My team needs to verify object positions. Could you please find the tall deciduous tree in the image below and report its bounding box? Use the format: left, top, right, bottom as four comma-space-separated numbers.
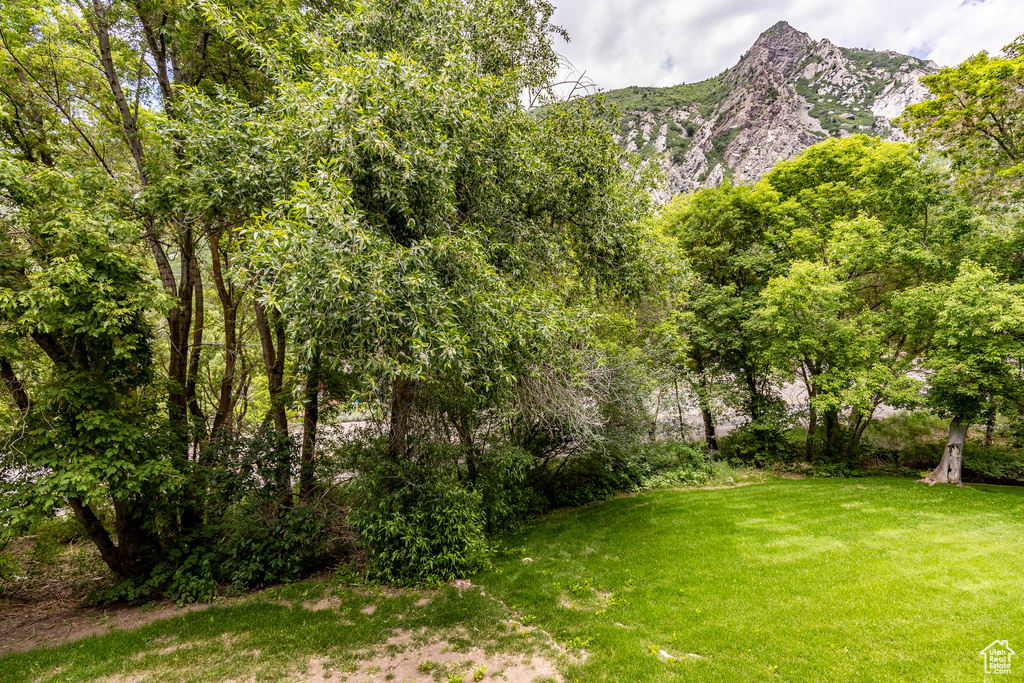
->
898, 34, 1024, 203
655, 182, 785, 449
181, 0, 659, 463
757, 135, 974, 461
902, 264, 1024, 484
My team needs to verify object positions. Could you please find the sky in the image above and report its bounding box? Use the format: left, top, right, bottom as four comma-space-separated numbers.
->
549, 0, 1024, 90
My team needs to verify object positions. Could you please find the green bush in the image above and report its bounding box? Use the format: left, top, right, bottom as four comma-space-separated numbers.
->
349, 454, 488, 586
0, 542, 17, 587
92, 430, 346, 604
474, 445, 538, 534
537, 440, 711, 508
719, 423, 796, 466
862, 411, 948, 452
226, 504, 331, 589
961, 446, 1024, 484
31, 514, 88, 545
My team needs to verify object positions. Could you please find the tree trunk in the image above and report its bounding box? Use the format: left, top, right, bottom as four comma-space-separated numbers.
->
298, 353, 320, 502
805, 404, 817, 461
700, 407, 718, 451
185, 255, 205, 430
743, 367, 762, 423
0, 357, 30, 414
848, 401, 878, 453
210, 233, 240, 436
389, 376, 414, 460
984, 405, 997, 448
691, 356, 718, 450
823, 409, 841, 461
922, 417, 968, 486
254, 301, 288, 434
90, 5, 193, 442
452, 409, 477, 484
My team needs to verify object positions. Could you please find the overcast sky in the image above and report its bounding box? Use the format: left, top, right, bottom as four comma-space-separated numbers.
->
549, 0, 1024, 90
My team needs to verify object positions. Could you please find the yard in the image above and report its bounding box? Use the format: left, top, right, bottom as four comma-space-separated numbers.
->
3, 476, 1023, 682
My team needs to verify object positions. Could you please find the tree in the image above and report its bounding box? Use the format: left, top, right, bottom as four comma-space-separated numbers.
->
0, 0, 661, 587
0, 0, 310, 577
898, 34, 1024, 203
0, 159, 174, 576
902, 264, 1024, 484
183, 0, 660, 461
654, 182, 785, 449
756, 135, 974, 462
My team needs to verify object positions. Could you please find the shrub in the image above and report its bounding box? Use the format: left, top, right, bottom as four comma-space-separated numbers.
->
31, 514, 88, 545
0, 543, 17, 587
349, 453, 488, 586
93, 429, 348, 603
535, 439, 711, 507
225, 504, 332, 589
962, 446, 1024, 484
719, 423, 795, 466
862, 411, 948, 452
474, 445, 538, 534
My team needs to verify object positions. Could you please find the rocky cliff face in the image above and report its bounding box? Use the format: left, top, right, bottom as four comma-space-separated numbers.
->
606, 21, 937, 200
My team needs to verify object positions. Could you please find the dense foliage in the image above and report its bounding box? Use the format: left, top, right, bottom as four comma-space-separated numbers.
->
2, 3, 1024, 597
0, 0, 673, 592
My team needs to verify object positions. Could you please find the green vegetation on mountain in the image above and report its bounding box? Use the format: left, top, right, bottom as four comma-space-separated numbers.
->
603, 71, 732, 117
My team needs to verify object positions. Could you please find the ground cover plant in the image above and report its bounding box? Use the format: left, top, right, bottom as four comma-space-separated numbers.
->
484, 476, 1024, 681
4, 476, 1024, 682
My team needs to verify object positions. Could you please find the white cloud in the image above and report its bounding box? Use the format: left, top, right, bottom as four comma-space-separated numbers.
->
550, 0, 1024, 90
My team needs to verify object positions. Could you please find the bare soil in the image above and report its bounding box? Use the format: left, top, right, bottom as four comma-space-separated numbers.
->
301, 630, 561, 683
0, 537, 229, 657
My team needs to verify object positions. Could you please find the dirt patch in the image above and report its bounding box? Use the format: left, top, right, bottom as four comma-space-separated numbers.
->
694, 481, 757, 490
300, 632, 562, 682
303, 595, 342, 611
0, 537, 253, 657
0, 596, 239, 656
360, 604, 377, 615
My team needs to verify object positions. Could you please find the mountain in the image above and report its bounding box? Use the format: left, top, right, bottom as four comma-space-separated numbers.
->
604, 21, 937, 199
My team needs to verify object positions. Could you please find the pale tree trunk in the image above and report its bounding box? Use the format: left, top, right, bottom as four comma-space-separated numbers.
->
922, 417, 968, 486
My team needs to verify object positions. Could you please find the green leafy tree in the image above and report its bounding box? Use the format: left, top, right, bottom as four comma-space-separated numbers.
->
655, 182, 785, 449
898, 34, 1024, 203
902, 264, 1024, 484
179, 0, 660, 461
0, 159, 174, 575
757, 135, 975, 461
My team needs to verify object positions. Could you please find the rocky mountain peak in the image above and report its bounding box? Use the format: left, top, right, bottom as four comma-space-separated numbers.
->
603, 22, 937, 201
742, 21, 814, 75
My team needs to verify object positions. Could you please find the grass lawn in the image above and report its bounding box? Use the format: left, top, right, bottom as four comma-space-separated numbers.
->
485, 476, 1024, 681
4, 476, 1024, 681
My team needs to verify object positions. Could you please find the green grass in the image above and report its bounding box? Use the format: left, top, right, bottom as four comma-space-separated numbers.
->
0, 581, 541, 682
5, 477, 1024, 681
482, 477, 1024, 681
